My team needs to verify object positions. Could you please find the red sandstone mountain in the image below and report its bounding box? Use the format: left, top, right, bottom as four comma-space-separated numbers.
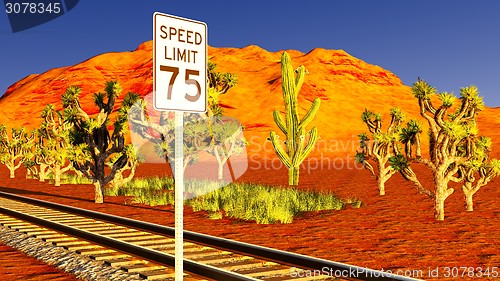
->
2, 41, 500, 157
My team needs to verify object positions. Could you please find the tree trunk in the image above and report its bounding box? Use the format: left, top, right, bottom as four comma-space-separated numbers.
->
218, 163, 224, 181
54, 164, 61, 187
400, 167, 435, 199
288, 166, 299, 186
39, 164, 48, 182
434, 178, 453, 221
74, 170, 84, 178
434, 195, 446, 220
464, 191, 474, 212
94, 182, 104, 204
378, 177, 386, 195
9, 168, 14, 179
26, 169, 32, 179
108, 172, 122, 190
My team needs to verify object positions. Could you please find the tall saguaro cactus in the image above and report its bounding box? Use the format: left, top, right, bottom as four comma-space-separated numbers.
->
269, 52, 321, 186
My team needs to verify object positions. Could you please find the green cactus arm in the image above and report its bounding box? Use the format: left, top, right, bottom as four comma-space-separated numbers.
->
281, 52, 296, 97
291, 128, 306, 166
299, 98, 321, 130
273, 110, 287, 135
269, 130, 292, 168
298, 127, 319, 164
294, 65, 306, 97
280, 52, 300, 160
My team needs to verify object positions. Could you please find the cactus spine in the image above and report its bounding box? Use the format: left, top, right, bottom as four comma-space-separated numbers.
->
270, 52, 320, 186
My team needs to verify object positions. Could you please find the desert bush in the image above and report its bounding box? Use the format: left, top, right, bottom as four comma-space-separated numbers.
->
104, 176, 358, 224
104, 176, 174, 206
189, 182, 349, 224
48, 173, 93, 185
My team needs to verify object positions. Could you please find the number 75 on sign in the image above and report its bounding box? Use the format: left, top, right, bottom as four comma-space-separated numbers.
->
153, 13, 207, 113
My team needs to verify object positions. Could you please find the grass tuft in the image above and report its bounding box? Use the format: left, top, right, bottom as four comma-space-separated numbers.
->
47, 174, 93, 184
102, 176, 360, 224
104, 176, 174, 206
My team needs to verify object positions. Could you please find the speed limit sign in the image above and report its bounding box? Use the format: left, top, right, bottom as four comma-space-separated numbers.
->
153, 12, 207, 281
153, 12, 207, 112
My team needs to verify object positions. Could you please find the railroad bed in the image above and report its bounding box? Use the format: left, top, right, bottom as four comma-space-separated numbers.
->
0, 191, 420, 281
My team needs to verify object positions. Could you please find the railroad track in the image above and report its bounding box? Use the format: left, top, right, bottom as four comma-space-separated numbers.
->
0, 191, 421, 281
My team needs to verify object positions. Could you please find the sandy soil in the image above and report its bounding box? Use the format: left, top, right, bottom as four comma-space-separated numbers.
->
0, 243, 79, 281
0, 161, 498, 281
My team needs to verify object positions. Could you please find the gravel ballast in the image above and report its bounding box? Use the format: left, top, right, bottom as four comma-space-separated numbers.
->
0, 226, 143, 281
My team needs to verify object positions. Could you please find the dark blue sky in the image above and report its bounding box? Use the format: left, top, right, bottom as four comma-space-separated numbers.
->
1, 0, 500, 105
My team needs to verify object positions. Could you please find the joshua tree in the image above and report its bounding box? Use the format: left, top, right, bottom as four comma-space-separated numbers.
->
28, 131, 53, 182
36, 104, 74, 186
22, 136, 49, 181
356, 108, 404, 195
0, 126, 34, 178
107, 144, 144, 189
269, 52, 321, 186
391, 79, 484, 220
393, 120, 435, 199
208, 117, 247, 181
23, 158, 38, 179
207, 61, 238, 116
459, 136, 500, 211
129, 104, 212, 174
399, 119, 422, 159
62, 82, 140, 203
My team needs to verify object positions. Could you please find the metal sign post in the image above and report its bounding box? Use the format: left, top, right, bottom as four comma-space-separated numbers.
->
174, 111, 184, 279
153, 12, 207, 280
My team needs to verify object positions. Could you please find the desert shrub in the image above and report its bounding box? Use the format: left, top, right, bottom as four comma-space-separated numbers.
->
48, 173, 92, 184
189, 183, 348, 224
104, 176, 174, 206
103, 176, 359, 223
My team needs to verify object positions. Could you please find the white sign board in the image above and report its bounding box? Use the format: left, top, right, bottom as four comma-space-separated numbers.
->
153, 13, 207, 112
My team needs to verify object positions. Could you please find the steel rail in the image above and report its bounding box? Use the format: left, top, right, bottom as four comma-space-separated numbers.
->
0, 204, 257, 281
0, 190, 422, 281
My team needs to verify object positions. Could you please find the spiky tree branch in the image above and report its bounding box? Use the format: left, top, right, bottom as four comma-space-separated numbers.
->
34, 104, 75, 186
207, 61, 238, 116
0, 126, 34, 178
129, 101, 212, 175
356, 108, 425, 196
459, 137, 500, 211
207, 117, 247, 181
63, 82, 140, 203
392, 79, 484, 220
